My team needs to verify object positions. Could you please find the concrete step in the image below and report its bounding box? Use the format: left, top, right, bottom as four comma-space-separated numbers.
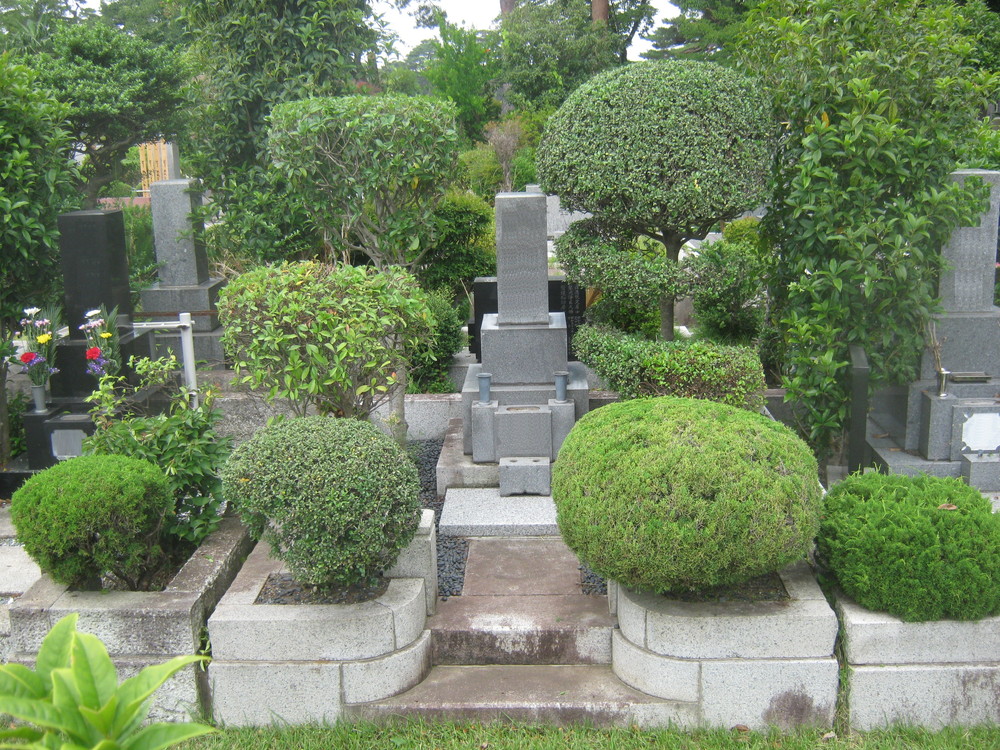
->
431, 537, 612, 665
0, 506, 15, 541
439, 488, 558, 536
430, 595, 613, 665
346, 664, 698, 728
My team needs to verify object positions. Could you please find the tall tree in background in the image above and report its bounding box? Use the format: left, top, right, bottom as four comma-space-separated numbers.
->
99, 0, 185, 49
33, 20, 187, 207
0, 0, 87, 53
643, 0, 754, 63
179, 0, 383, 262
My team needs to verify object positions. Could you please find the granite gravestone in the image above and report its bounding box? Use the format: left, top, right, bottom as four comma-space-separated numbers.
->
139, 179, 226, 364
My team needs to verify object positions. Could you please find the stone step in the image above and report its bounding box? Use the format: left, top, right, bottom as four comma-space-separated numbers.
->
346, 664, 698, 728
0, 507, 15, 541
439, 488, 558, 536
430, 594, 613, 665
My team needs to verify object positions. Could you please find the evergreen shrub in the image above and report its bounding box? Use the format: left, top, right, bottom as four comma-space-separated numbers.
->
11, 455, 173, 590
409, 289, 465, 393
819, 472, 1000, 621
689, 237, 767, 344
222, 416, 421, 589
552, 397, 821, 593
573, 324, 765, 410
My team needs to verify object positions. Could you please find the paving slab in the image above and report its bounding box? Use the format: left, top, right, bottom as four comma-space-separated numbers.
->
0, 546, 40, 595
462, 538, 580, 595
347, 664, 698, 728
439, 488, 558, 536
0, 507, 15, 540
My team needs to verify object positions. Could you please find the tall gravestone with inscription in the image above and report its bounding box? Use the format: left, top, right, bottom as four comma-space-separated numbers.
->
140, 179, 226, 365
461, 192, 590, 496
869, 170, 1000, 492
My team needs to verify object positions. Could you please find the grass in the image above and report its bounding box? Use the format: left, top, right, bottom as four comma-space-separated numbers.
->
183, 722, 1000, 750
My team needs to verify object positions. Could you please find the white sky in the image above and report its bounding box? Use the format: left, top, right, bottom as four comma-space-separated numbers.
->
373, 1, 680, 60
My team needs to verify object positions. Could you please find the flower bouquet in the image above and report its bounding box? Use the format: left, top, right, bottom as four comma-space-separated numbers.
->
10, 306, 62, 411
79, 306, 121, 378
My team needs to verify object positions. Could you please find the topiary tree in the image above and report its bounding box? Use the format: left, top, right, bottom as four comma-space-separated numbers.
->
221, 416, 421, 590
538, 60, 773, 340
32, 20, 187, 207
552, 396, 821, 593
217, 261, 433, 443
11, 455, 174, 590
739, 0, 997, 455
819, 473, 1000, 622
267, 94, 459, 269
0, 51, 79, 467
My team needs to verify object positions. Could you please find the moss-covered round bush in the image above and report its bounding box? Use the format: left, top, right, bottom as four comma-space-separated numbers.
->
552, 397, 821, 593
819, 472, 1000, 622
222, 416, 421, 589
11, 455, 173, 590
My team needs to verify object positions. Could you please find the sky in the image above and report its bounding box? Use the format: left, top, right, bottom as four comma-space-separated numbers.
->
373, 1, 681, 60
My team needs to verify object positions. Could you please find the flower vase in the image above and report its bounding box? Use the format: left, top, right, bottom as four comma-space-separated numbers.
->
31, 384, 48, 413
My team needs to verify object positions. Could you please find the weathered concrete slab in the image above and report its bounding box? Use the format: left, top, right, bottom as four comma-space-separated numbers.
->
439, 489, 558, 536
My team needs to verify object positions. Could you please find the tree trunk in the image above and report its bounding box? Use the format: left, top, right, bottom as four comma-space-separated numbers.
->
658, 293, 675, 342
500, 0, 517, 16
592, 0, 609, 23
0, 361, 10, 468
388, 363, 409, 447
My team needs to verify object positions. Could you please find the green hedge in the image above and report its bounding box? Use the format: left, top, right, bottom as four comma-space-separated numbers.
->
819, 472, 1000, 621
573, 325, 765, 411
552, 397, 821, 593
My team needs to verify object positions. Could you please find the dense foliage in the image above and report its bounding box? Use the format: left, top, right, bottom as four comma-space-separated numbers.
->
739, 0, 997, 453
415, 190, 495, 300
32, 20, 186, 207
222, 416, 421, 589
553, 397, 821, 593
538, 60, 772, 339
218, 261, 433, 420
180, 0, 380, 261
642, 0, 752, 63
573, 325, 765, 411
0, 52, 78, 464
84, 356, 231, 546
408, 288, 465, 393
268, 94, 459, 269
11, 455, 173, 590
820, 473, 1000, 622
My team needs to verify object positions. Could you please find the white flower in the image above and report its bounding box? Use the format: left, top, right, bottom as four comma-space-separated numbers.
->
85, 309, 101, 319
23, 307, 40, 317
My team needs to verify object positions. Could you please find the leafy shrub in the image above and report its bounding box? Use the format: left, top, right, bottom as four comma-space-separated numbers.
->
222, 416, 421, 589
84, 355, 230, 546
218, 261, 433, 419
0, 613, 214, 749
552, 397, 821, 593
573, 325, 765, 411
819, 473, 1000, 622
6, 388, 28, 457
584, 297, 660, 340
11, 455, 173, 590
409, 289, 465, 393
688, 237, 767, 343
416, 190, 496, 300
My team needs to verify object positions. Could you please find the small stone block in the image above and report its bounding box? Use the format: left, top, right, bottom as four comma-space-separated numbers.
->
499, 456, 551, 496
471, 401, 498, 463
385, 509, 438, 615
962, 452, 1000, 491
439, 488, 558, 536
495, 405, 552, 459
209, 660, 342, 726
549, 399, 576, 457
342, 630, 432, 704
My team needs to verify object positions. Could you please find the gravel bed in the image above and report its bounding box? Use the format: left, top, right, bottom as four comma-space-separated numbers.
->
409, 438, 467, 599
580, 564, 607, 596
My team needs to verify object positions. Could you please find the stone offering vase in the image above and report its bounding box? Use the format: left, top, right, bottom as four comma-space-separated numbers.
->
8, 515, 253, 722
206, 509, 438, 726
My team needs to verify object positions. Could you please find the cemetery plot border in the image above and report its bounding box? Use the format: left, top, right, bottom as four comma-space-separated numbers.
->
836, 594, 1000, 730
207, 509, 437, 726
8, 514, 253, 721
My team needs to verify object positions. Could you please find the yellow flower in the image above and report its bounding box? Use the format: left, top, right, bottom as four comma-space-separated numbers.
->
100, 331, 113, 339
36, 333, 52, 344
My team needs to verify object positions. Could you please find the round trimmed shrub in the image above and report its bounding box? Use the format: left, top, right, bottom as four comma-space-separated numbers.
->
11, 455, 173, 590
552, 397, 821, 593
222, 416, 421, 589
819, 473, 1000, 622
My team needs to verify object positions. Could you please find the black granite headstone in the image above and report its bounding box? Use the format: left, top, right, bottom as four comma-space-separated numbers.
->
470, 276, 587, 361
